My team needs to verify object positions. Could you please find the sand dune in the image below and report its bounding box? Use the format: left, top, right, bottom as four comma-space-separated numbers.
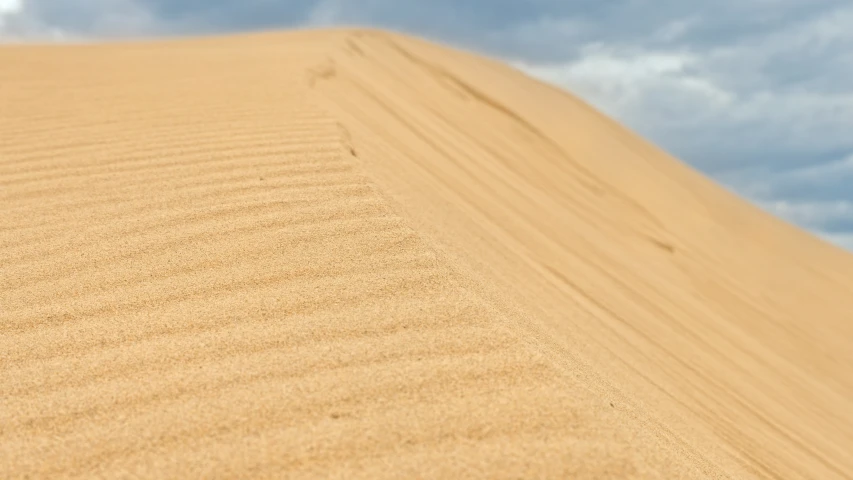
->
2, 28, 852, 479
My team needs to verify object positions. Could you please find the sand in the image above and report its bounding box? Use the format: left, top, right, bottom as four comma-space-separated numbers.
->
1, 28, 852, 479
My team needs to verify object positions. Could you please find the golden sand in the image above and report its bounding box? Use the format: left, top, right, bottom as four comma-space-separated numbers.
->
2, 29, 852, 479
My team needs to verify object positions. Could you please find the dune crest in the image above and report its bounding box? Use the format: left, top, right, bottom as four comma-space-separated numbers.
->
2, 29, 852, 479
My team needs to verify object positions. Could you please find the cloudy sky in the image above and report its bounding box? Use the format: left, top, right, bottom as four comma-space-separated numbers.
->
3, 0, 852, 250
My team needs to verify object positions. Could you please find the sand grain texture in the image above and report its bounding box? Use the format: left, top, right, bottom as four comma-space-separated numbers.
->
2, 29, 852, 479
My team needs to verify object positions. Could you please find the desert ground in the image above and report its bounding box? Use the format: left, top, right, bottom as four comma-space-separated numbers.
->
1, 28, 852, 479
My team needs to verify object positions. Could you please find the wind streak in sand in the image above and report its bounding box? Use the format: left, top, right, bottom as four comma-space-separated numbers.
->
1, 29, 852, 479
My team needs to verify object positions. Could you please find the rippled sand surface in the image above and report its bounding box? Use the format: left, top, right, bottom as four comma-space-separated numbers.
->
2, 29, 852, 479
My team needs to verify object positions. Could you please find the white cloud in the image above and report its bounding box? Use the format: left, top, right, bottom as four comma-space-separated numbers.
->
0, 0, 21, 13
0, 0, 174, 40
307, 0, 345, 27
786, 154, 853, 179
760, 199, 853, 226
0, 0, 22, 29
498, 15, 589, 49
516, 47, 734, 132
820, 233, 853, 251
652, 16, 700, 42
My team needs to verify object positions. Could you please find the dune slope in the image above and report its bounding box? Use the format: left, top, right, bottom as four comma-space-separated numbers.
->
2, 29, 852, 479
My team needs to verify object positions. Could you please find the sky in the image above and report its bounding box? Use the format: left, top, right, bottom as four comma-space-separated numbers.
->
2, 1, 852, 250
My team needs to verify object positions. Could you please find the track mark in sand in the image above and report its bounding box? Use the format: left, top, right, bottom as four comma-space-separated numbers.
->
338, 121, 358, 157
307, 58, 337, 86
370, 34, 671, 233
647, 236, 677, 254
